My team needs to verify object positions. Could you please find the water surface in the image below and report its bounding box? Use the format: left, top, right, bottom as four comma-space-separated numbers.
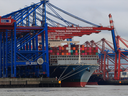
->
0, 85, 128, 96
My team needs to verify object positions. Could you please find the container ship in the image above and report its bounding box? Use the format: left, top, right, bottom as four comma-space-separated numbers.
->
47, 40, 99, 87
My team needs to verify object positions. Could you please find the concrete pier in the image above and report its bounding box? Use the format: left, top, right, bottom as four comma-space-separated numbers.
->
0, 78, 61, 88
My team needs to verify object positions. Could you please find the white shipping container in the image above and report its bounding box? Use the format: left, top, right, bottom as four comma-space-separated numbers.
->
120, 72, 128, 78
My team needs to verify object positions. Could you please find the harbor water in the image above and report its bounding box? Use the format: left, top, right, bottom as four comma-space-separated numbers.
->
0, 85, 128, 96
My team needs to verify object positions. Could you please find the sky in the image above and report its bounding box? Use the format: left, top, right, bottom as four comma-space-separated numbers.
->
0, 0, 128, 47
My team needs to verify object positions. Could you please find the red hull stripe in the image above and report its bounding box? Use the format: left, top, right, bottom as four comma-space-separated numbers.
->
87, 82, 98, 85
61, 82, 87, 87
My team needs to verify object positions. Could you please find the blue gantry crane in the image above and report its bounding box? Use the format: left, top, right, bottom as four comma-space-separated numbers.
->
0, 0, 50, 78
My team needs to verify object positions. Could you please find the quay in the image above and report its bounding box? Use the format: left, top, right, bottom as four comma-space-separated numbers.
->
0, 78, 61, 88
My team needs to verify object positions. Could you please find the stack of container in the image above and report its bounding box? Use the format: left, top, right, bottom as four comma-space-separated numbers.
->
49, 44, 98, 56
48, 44, 99, 65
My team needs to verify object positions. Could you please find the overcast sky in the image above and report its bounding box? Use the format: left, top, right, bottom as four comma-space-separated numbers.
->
0, 0, 128, 46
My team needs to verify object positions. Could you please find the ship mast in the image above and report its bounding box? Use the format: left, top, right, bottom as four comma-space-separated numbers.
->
79, 44, 81, 64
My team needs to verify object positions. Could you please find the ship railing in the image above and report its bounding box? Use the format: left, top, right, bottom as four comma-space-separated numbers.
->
49, 55, 99, 65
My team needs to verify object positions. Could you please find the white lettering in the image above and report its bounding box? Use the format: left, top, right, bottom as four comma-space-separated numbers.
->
77, 27, 93, 30
66, 27, 76, 30
66, 30, 81, 32
26, 62, 37, 65
1, 19, 11, 23
55, 30, 65, 32
54, 30, 81, 33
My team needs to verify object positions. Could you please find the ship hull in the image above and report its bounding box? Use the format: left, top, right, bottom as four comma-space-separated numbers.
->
61, 82, 87, 87
50, 64, 98, 87
87, 74, 103, 85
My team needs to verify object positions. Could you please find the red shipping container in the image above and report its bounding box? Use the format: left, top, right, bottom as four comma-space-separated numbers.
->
73, 47, 76, 50
61, 47, 64, 50
59, 52, 62, 54
85, 47, 87, 50
88, 50, 91, 52
89, 47, 91, 50
76, 47, 79, 50
82, 45, 84, 48
51, 53, 55, 55
75, 45, 79, 47
64, 45, 68, 47
49, 50, 52, 53
59, 47, 61, 50
62, 53, 64, 55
